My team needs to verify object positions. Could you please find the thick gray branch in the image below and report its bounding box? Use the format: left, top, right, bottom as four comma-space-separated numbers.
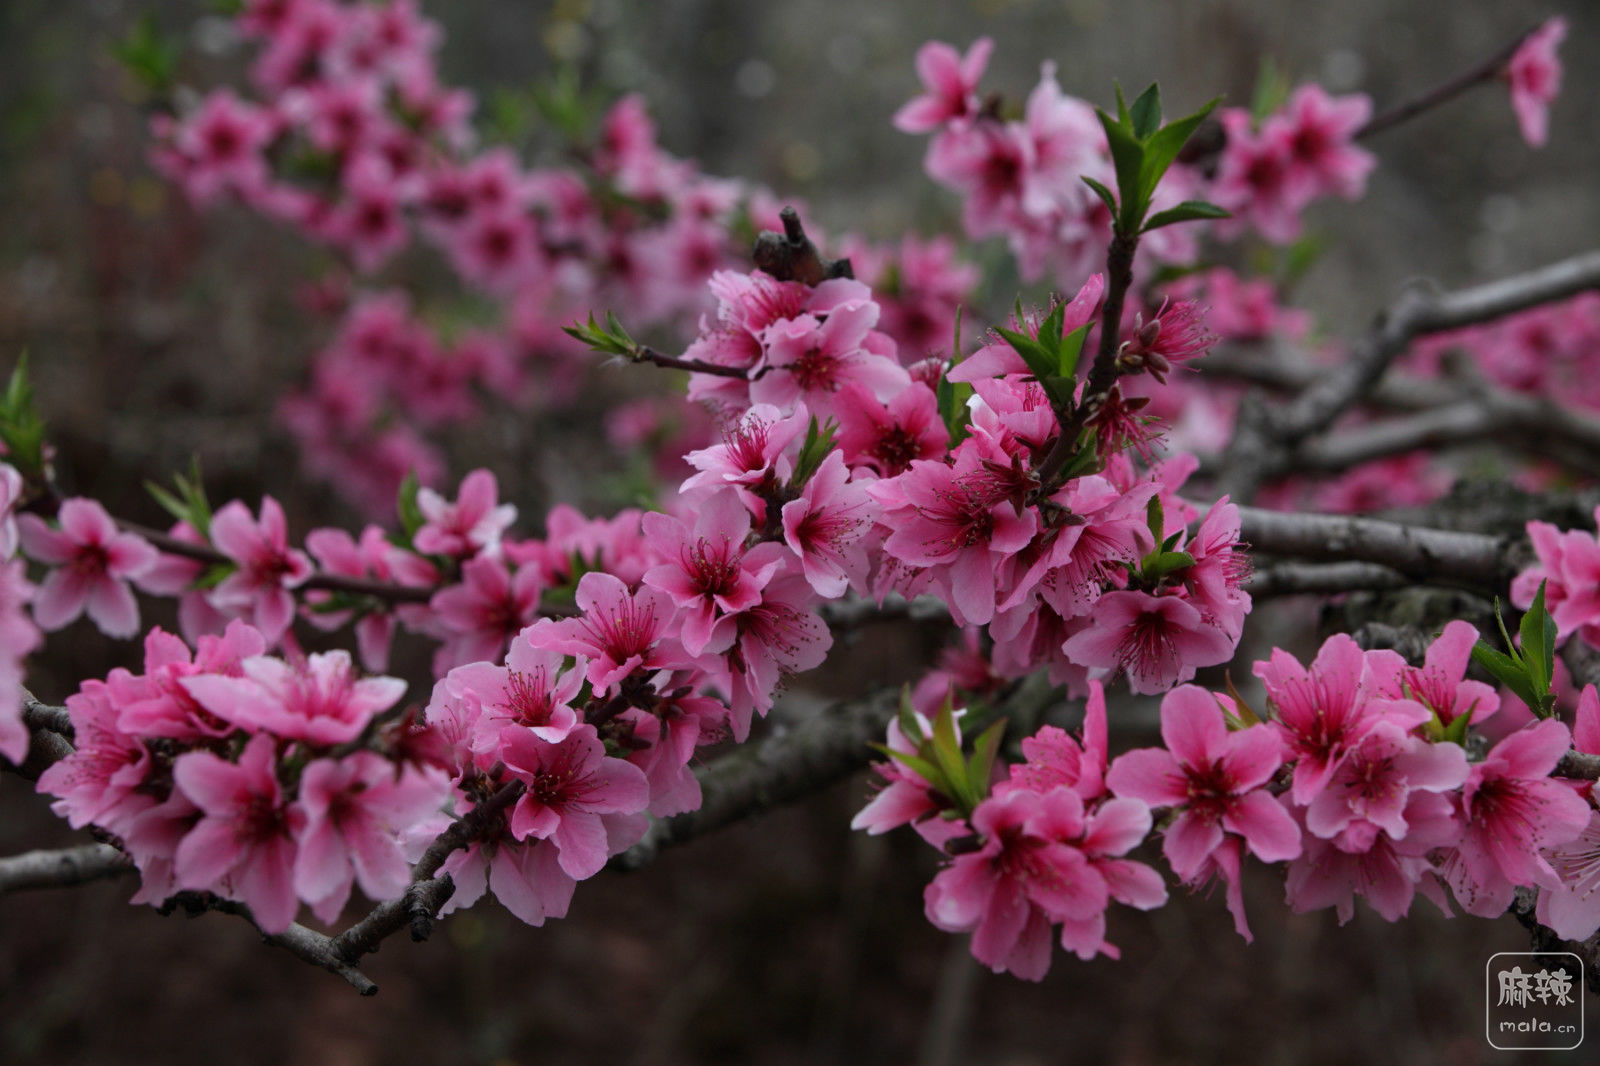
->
1217, 249, 1600, 499
0, 843, 132, 893
1237, 505, 1512, 588
1245, 561, 1410, 599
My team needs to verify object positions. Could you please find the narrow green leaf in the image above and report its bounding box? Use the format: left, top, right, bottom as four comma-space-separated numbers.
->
1129, 83, 1163, 140
397, 470, 425, 539
994, 326, 1057, 382
881, 747, 949, 793
1096, 109, 1147, 233
966, 718, 1009, 801
145, 481, 190, 526
1518, 580, 1558, 704
1055, 323, 1090, 379
930, 700, 970, 802
1081, 175, 1119, 218
1143, 200, 1232, 232
1138, 98, 1221, 209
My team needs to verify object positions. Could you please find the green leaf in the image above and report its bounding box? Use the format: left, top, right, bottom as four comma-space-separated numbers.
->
1143, 199, 1232, 233
1518, 580, 1559, 715
397, 470, 425, 540
111, 14, 180, 93
791, 416, 839, 487
994, 325, 1057, 382
1096, 108, 1147, 233
930, 700, 971, 806
966, 718, 1008, 801
1250, 57, 1292, 124
897, 688, 926, 746
1129, 83, 1163, 140
1142, 550, 1197, 583
879, 746, 948, 794
1055, 323, 1090, 379
1138, 97, 1221, 211
1081, 175, 1119, 218
0, 353, 46, 478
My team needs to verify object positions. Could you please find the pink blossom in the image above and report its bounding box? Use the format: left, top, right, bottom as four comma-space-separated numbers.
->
0, 558, 37, 763
112, 621, 267, 740
182, 650, 407, 745
292, 752, 449, 923
36, 680, 151, 832
852, 710, 965, 846
18, 498, 159, 638
781, 451, 872, 598
428, 555, 546, 672
833, 381, 948, 477
924, 787, 1108, 981
1106, 685, 1299, 940
1212, 108, 1305, 244
1279, 85, 1375, 201
1536, 808, 1600, 941
413, 468, 517, 558
869, 444, 1038, 627
446, 637, 583, 751
526, 571, 689, 695
173, 733, 302, 933
1254, 633, 1428, 805
1301, 724, 1468, 851
704, 569, 831, 739
894, 38, 993, 134
207, 497, 314, 645
500, 725, 650, 879
1443, 719, 1590, 916
681, 403, 807, 516
1506, 18, 1566, 148
751, 302, 909, 416
1000, 680, 1110, 802
1060, 591, 1236, 696
1284, 792, 1459, 924
1374, 619, 1500, 728
642, 491, 785, 655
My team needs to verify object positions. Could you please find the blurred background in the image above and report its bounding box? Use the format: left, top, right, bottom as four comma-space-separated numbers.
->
2, 0, 1598, 1062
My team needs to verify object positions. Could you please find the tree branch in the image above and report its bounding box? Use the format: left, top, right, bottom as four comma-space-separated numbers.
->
0, 843, 132, 893
1245, 561, 1410, 599
1215, 248, 1600, 500
1235, 505, 1512, 587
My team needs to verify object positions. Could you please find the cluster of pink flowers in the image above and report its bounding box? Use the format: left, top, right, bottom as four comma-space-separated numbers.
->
1513, 506, 1600, 649
862, 621, 1600, 979
153, 1, 979, 514
38, 620, 451, 931
899, 38, 1374, 285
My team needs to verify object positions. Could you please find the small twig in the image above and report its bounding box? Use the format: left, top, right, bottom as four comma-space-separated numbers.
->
331, 779, 525, 965
22, 691, 73, 737
1357, 24, 1538, 141
1036, 230, 1139, 488
626, 345, 767, 381
183, 896, 379, 996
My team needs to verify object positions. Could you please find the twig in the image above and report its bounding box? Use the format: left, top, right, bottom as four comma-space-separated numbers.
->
1357, 24, 1539, 141
188, 897, 379, 996
1036, 230, 1139, 487
330, 779, 526, 964
0, 844, 133, 893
